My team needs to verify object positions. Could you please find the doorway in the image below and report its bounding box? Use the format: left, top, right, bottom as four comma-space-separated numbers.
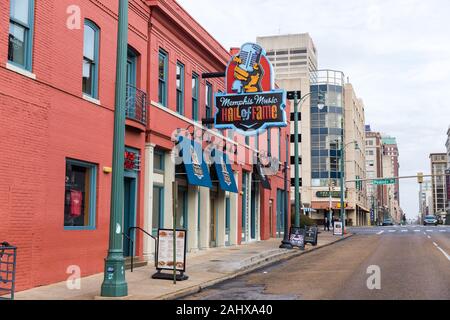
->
250, 182, 258, 240
176, 187, 188, 230
225, 197, 231, 246
123, 176, 137, 257
210, 192, 218, 248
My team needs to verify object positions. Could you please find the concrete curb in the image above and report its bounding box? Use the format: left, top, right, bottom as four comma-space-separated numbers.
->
156, 234, 355, 300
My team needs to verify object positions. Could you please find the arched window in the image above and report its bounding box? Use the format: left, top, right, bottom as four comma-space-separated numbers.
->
82, 20, 100, 99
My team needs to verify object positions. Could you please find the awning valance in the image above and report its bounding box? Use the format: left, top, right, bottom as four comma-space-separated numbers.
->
177, 136, 212, 189
211, 149, 238, 193
252, 164, 271, 190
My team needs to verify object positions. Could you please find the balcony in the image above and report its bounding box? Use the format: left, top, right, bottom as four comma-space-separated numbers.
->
126, 84, 147, 126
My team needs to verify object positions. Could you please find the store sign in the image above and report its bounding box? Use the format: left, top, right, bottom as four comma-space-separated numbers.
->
124, 150, 141, 171
214, 43, 287, 135
316, 191, 343, 199
156, 229, 187, 272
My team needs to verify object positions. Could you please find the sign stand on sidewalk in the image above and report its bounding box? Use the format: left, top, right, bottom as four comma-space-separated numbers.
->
152, 229, 189, 282
289, 227, 306, 250
333, 221, 343, 236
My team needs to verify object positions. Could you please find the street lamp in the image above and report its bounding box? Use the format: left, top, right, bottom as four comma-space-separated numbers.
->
287, 91, 325, 228
337, 139, 359, 234
280, 134, 293, 249
101, 0, 129, 297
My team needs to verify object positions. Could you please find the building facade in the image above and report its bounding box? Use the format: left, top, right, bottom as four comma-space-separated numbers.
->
343, 83, 369, 226
365, 126, 384, 225
430, 153, 447, 221
0, 0, 290, 292
256, 33, 317, 215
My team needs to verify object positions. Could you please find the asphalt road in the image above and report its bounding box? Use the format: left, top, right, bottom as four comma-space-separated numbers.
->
183, 225, 450, 300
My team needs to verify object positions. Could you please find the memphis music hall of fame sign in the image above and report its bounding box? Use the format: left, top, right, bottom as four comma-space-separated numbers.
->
214, 43, 287, 135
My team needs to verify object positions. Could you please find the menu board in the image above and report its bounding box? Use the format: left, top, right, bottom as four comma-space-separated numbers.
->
156, 229, 187, 272
305, 226, 318, 246
289, 227, 306, 250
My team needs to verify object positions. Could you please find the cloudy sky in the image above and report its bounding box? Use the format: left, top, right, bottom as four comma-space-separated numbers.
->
178, 0, 450, 219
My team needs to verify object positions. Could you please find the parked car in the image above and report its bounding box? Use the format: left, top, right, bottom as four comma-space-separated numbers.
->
382, 218, 394, 226
423, 215, 438, 226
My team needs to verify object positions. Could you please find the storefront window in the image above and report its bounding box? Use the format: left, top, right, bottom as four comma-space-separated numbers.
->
64, 159, 97, 229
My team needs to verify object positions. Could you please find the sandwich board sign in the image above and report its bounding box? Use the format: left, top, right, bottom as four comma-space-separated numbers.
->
289, 227, 306, 250
333, 221, 343, 236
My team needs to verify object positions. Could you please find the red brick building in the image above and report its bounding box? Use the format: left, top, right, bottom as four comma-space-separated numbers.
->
0, 0, 290, 292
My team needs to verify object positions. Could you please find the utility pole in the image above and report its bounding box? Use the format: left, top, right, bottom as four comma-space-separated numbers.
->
101, 0, 129, 297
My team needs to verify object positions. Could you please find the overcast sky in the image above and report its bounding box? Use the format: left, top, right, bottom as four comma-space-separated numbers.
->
178, 0, 450, 219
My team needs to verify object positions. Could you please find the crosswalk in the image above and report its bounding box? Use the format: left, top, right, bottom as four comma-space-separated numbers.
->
348, 226, 450, 235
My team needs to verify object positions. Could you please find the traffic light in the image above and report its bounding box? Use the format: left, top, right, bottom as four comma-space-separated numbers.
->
417, 172, 424, 184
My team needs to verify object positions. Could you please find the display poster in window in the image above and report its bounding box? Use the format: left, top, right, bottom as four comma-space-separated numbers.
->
289, 227, 306, 250
333, 221, 343, 236
156, 229, 187, 272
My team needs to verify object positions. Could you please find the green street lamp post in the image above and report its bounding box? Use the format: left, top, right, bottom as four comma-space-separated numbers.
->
338, 137, 359, 235
101, 0, 129, 297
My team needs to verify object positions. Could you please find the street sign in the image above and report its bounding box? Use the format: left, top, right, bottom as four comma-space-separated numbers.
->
372, 178, 396, 185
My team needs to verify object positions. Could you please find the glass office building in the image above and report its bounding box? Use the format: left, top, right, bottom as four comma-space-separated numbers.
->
310, 70, 345, 188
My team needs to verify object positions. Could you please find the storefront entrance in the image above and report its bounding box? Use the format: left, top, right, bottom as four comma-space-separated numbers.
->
176, 187, 188, 229
250, 182, 258, 240
210, 192, 218, 248
123, 175, 137, 257
276, 189, 285, 238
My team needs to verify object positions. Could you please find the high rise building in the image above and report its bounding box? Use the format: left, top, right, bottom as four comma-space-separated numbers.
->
257, 33, 318, 80
365, 126, 384, 224
382, 136, 400, 203
430, 153, 447, 221
256, 34, 318, 212
344, 83, 369, 226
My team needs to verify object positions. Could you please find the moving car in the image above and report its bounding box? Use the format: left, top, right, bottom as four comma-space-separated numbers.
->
382, 218, 394, 226
423, 215, 438, 226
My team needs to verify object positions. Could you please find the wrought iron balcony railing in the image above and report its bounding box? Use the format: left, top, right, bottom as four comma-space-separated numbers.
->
126, 84, 147, 125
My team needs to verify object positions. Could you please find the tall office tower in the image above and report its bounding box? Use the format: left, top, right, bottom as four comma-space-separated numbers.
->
365, 126, 384, 224
256, 33, 318, 213
382, 136, 400, 204
430, 153, 448, 222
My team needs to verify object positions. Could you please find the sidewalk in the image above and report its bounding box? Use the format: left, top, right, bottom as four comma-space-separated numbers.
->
13, 232, 352, 300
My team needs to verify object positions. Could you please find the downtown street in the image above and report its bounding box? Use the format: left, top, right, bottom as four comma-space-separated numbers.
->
183, 225, 450, 300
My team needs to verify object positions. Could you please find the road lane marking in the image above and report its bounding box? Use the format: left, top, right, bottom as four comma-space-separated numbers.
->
426, 230, 433, 232
440, 230, 446, 233
389, 230, 396, 233
401, 230, 408, 232
428, 236, 432, 239
436, 247, 450, 262
414, 230, 420, 232
377, 231, 384, 235
433, 242, 438, 247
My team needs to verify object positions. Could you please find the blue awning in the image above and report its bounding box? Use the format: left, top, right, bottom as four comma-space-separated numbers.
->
177, 136, 212, 189
212, 149, 238, 193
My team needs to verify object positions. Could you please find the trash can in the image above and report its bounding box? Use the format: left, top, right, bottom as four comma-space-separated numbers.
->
0, 242, 17, 300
